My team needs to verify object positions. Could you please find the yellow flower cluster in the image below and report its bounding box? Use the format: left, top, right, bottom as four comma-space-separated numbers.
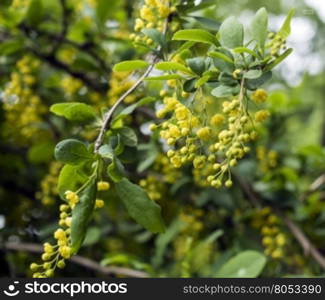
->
60, 76, 83, 96
152, 88, 269, 189
30, 191, 79, 277
173, 208, 204, 260
129, 0, 174, 45
251, 89, 268, 104
94, 180, 110, 209
256, 146, 278, 173
268, 32, 287, 56
3, 56, 49, 145
139, 175, 165, 201
152, 154, 182, 183
107, 72, 138, 107
251, 207, 287, 259
36, 162, 62, 206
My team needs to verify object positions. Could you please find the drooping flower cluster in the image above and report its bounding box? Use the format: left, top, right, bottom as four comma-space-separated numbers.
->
256, 146, 278, 173
2, 56, 49, 144
151, 87, 270, 189
31, 180, 110, 277
251, 207, 287, 259
268, 32, 287, 57
36, 162, 62, 206
129, 0, 175, 45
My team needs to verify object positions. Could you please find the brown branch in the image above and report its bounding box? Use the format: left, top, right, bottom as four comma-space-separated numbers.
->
3, 242, 148, 278
281, 215, 325, 270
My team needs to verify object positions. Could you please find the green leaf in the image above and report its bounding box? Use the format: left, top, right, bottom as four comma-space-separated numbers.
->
208, 51, 234, 64
142, 28, 165, 46
233, 47, 259, 58
244, 69, 262, 79
107, 157, 125, 182
215, 250, 266, 278
186, 57, 206, 76
50, 102, 97, 123
246, 71, 272, 90
189, 16, 221, 31
98, 144, 114, 159
26, 0, 43, 26
95, 0, 111, 27
171, 41, 195, 59
115, 178, 165, 233
250, 8, 268, 50
177, 0, 217, 13
211, 85, 238, 97
115, 127, 138, 147
172, 29, 217, 46
219, 16, 244, 48
83, 227, 102, 246
264, 48, 293, 71
145, 74, 183, 81
0, 40, 23, 56
278, 9, 295, 39
71, 177, 97, 253
195, 75, 211, 88
54, 139, 92, 165
155, 62, 193, 75
113, 60, 149, 72
27, 141, 54, 164
211, 48, 235, 73
153, 219, 185, 267
113, 96, 156, 123
57, 164, 88, 200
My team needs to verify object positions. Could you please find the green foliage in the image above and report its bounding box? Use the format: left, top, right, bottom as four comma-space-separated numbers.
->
219, 17, 244, 48
115, 178, 165, 233
54, 139, 93, 165
113, 60, 149, 72
1, 0, 324, 279
250, 8, 268, 51
57, 164, 88, 200
71, 177, 97, 253
216, 251, 267, 278
50, 103, 97, 123
172, 29, 218, 45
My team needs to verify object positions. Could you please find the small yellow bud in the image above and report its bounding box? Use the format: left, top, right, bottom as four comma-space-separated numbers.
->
97, 181, 110, 191
95, 199, 105, 209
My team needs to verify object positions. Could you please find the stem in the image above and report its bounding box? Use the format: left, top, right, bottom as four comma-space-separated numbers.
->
93, 19, 169, 153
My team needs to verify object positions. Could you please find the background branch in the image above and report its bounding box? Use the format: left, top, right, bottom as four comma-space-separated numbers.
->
235, 174, 325, 271
3, 242, 148, 278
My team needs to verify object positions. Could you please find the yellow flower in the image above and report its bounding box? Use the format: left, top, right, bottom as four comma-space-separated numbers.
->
196, 127, 211, 141
210, 113, 225, 126
95, 199, 105, 209
252, 89, 268, 103
97, 181, 110, 191
255, 110, 270, 122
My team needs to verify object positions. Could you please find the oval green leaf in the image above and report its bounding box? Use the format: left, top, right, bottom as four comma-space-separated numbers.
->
54, 139, 92, 165
50, 102, 97, 123
113, 60, 149, 72
115, 178, 165, 233
71, 177, 97, 253
215, 250, 267, 278
172, 29, 217, 46
219, 16, 244, 48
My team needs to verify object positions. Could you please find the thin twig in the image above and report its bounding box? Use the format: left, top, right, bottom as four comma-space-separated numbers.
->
94, 59, 158, 152
281, 215, 325, 270
3, 242, 148, 278
94, 19, 169, 153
